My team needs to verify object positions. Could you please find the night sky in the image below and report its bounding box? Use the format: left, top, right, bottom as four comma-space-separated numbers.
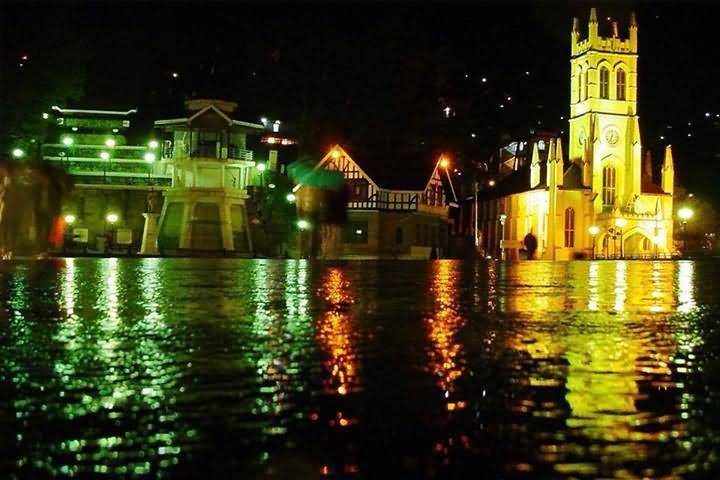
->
2, 1, 719, 204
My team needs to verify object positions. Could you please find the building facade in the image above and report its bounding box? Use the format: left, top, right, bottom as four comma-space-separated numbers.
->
297, 145, 453, 259
43, 107, 170, 253
478, 9, 674, 260
154, 99, 264, 254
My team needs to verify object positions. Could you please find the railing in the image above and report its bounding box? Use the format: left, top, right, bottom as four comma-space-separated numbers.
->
162, 143, 253, 162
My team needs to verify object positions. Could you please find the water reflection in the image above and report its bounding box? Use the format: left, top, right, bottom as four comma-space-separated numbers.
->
426, 261, 466, 412
1, 259, 718, 478
503, 261, 695, 477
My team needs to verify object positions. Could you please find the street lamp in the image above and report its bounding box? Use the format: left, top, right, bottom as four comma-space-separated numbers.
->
498, 213, 507, 260
105, 138, 116, 148
297, 219, 310, 230
12, 148, 24, 158
62, 136, 74, 146
144, 152, 156, 184
100, 151, 110, 183
678, 207, 694, 254
439, 157, 449, 169
588, 225, 599, 260
148, 140, 159, 149
286, 193, 296, 203
614, 217, 627, 259
106, 213, 118, 251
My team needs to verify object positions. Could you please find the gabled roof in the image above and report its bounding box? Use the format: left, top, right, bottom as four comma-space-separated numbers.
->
154, 104, 263, 129
337, 145, 441, 191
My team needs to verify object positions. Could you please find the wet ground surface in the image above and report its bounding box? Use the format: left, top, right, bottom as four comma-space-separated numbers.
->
1, 258, 719, 478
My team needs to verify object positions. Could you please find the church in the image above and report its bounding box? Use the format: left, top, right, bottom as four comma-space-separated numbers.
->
477, 8, 675, 260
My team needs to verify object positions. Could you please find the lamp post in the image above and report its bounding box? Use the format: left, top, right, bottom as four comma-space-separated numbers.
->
12, 148, 24, 159
64, 214, 76, 253
498, 213, 507, 260
106, 213, 118, 252
100, 151, 110, 183
678, 207, 694, 255
256, 162, 267, 188
144, 152, 156, 184
614, 217, 627, 259
588, 225, 599, 260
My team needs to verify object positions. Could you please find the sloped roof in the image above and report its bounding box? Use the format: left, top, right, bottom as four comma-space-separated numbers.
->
479, 160, 588, 200
641, 181, 668, 195
340, 145, 439, 191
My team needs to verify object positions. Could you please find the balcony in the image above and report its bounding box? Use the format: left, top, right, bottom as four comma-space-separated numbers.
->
163, 143, 253, 162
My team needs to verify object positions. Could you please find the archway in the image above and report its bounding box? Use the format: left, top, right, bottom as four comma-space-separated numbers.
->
623, 231, 654, 258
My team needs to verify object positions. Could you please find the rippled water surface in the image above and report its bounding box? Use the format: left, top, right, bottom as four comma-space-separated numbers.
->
1, 259, 720, 478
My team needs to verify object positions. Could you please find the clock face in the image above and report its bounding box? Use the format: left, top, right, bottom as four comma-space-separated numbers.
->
604, 127, 620, 145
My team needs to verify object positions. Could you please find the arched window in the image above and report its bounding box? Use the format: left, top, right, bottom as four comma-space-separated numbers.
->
602, 166, 617, 207
616, 69, 626, 100
577, 70, 583, 102
564, 208, 575, 247
583, 70, 589, 100
599, 67, 610, 99
642, 236, 651, 251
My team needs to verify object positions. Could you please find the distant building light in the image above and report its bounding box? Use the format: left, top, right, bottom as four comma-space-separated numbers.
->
481, 77, 488, 83
106, 213, 119, 223
297, 219, 310, 230
281, 139, 289, 145
588, 225, 600, 236
443, 106, 452, 118
21, 55, 28, 61
112, 128, 119, 133
705, 112, 711, 118
488, 179, 496, 187
506, 96, 512, 101
499, 104, 505, 109
273, 120, 280, 133
525, 71, 530, 76
267, 137, 276, 144
470, 133, 477, 138
268, 183, 276, 189
71, 127, 79, 131
538, 140, 546, 150
355, 229, 363, 235
286, 193, 296, 203
688, 193, 694, 198
260, 117, 268, 126
172, 72, 179, 78
331, 149, 340, 160
660, 135, 665, 140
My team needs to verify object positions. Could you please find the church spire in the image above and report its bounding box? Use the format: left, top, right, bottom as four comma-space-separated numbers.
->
589, 7, 599, 43
530, 142, 541, 188
644, 150, 653, 181
661, 145, 674, 195
555, 138, 564, 187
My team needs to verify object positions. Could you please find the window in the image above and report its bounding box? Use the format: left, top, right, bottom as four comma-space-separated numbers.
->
642, 236, 651, 251
395, 227, 403, 245
344, 221, 368, 244
564, 208, 575, 247
616, 69, 626, 100
347, 179, 369, 202
602, 166, 617, 207
583, 70, 589, 100
577, 70, 583, 102
599, 67, 609, 99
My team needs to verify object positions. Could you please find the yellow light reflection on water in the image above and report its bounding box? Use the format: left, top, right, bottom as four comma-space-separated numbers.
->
317, 268, 358, 397
426, 261, 466, 411
502, 261, 686, 475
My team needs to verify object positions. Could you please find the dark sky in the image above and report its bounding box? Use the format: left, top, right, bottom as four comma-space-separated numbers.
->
3, 0, 719, 202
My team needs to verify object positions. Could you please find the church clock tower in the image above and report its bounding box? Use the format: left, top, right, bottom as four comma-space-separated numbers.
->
568, 8, 641, 215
